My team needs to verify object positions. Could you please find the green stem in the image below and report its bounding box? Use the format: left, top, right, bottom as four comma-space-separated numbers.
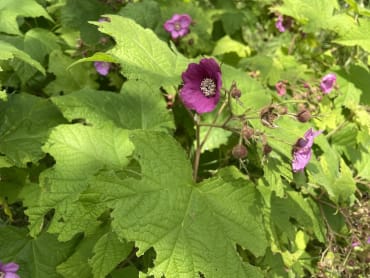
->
193, 120, 201, 182
199, 101, 228, 150
192, 101, 228, 182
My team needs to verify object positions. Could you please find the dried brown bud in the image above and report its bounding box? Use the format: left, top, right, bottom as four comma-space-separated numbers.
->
260, 105, 279, 128
232, 144, 248, 159
296, 109, 311, 123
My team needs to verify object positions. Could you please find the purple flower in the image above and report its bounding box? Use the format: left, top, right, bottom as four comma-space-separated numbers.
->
180, 58, 222, 114
292, 128, 322, 172
275, 81, 286, 96
0, 261, 20, 278
351, 241, 361, 247
94, 61, 110, 76
275, 15, 286, 32
164, 14, 192, 40
320, 73, 336, 94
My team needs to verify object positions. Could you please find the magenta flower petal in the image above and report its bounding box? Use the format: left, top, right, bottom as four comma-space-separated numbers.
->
5, 273, 20, 278
2, 263, 19, 273
0, 262, 20, 278
275, 81, 286, 96
320, 73, 336, 94
164, 14, 192, 40
94, 61, 111, 76
292, 128, 322, 172
275, 15, 285, 32
180, 58, 222, 114
351, 241, 361, 247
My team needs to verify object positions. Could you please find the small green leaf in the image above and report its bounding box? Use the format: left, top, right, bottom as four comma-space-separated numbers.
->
213, 35, 251, 58
44, 50, 98, 96
118, 0, 161, 29
57, 226, 109, 278
0, 41, 45, 75
271, 191, 326, 242
0, 0, 53, 35
89, 232, 133, 278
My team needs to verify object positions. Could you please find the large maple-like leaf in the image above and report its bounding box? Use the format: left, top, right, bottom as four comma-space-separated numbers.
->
81, 131, 268, 278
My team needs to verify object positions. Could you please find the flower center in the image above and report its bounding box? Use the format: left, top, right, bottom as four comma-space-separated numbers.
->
174, 22, 181, 31
0, 271, 5, 278
200, 78, 216, 97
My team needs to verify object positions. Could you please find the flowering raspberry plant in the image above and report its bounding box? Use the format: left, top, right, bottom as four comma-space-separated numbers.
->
0, 0, 369, 277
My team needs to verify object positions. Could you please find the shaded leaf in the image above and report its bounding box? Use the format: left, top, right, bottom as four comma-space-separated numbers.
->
0, 94, 65, 167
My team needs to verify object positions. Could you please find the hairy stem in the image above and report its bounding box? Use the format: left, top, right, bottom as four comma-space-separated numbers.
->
192, 101, 228, 182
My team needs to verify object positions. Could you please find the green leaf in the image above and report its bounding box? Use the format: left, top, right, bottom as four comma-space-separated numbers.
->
0, 40, 45, 75
118, 0, 161, 30
220, 11, 246, 35
0, 0, 53, 35
51, 85, 174, 132
271, 191, 326, 242
82, 132, 267, 277
12, 28, 61, 84
90, 15, 188, 87
26, 124, 134, 238
44, 50, 98, 96
308, 156, 356, 204
333, 18, 370, 53
222, 64, 271, 115
111, 266, 138, 278
213, 35, 251, 58
0, 226, 77, 278
275, 0, 339, 33
60, 0, 112, 44
57, 226, 108, 278
336, 64, 370, 105
0, 93, 65, 167
0, 167, 28, 204
89, 232, 133, 278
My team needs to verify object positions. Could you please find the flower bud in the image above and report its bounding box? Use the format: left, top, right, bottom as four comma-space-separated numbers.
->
263, 144, 272, 155
296, 109, 311, 123
232, 144, 248, 159
242, 126, 254, 140
278, 106, 288, 115
230, 81, 241, 99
